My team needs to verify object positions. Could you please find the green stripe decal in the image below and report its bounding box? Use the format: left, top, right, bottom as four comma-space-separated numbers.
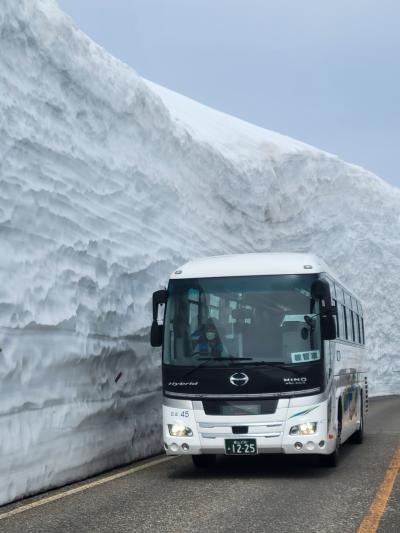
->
289, 405, 319, 419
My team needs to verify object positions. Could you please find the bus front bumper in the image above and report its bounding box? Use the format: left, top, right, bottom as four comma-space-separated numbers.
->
163, 403, 337, 456
164, 434, 336, 456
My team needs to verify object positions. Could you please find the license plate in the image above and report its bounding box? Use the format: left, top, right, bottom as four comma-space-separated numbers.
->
225, 439, 257, 455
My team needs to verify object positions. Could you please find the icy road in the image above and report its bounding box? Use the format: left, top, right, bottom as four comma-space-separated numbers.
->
0, 397, 399, 533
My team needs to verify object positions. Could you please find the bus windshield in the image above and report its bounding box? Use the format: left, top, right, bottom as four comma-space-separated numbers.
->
163, 274, 323, 367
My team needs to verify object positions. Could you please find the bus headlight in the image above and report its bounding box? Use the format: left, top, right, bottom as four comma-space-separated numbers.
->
168, 421, 193, 437
290, 422, 318, 436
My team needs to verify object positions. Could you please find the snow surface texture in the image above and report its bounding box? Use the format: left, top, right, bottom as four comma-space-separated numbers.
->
0, 0, 399, 505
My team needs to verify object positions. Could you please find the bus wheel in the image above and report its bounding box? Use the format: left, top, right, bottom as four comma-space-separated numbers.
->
192, 454, 216, 468
350, 401, 364, 444
321, 418, 341, 467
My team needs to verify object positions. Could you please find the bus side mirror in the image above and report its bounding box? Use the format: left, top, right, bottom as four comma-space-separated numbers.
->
151, 321, 163, 347
311, 279, 332, 308
150, 289, 168, 347
311, 279, 337, 340
320, 314, 336, 341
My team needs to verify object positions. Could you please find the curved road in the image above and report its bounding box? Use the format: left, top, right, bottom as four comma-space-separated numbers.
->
1, 396, 399, 533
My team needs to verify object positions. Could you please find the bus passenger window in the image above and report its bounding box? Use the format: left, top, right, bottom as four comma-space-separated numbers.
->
356, 314, 361, 344
350, 311, 356, 342
361, 317, 365, 344
341, 305, 348, 340
333, 299, 339, 337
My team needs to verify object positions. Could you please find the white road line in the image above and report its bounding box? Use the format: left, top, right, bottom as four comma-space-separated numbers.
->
0, 455, 176, 521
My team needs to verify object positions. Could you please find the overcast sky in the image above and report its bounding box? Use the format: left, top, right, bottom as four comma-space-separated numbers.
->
58, 0, 400, 187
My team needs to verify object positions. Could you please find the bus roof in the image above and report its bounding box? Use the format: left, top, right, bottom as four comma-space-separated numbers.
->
170, 253, 334, 280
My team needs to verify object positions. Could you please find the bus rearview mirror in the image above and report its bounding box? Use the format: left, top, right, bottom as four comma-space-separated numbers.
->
151, 321, 163, 347
150, 289, 168, 347
321, 314, 336, 340
311, 279, 332, 309
312, 279, 336, 340
152, 289, 168, 321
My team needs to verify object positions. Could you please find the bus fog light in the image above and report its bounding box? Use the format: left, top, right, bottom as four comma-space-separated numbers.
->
319, 440, 325, 448
168, 421, 193, 437
306, 441, 315, 451
164, 442, 168, 450
290, 422, 317, 436
182, 443, 189, 451
170, 443, 179, 452
294, 442, 303, 450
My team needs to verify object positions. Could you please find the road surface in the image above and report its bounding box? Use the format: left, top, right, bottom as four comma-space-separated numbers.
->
1, 396, 399, 533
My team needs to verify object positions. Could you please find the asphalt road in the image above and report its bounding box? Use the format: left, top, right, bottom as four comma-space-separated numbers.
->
1, 396, 399, 533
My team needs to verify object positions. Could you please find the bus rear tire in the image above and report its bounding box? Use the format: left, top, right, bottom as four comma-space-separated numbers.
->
192, 454, 216, 468
350, 402, 364, 444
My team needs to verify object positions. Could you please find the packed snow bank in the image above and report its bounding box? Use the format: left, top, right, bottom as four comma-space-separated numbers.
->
0, 0, 399, 505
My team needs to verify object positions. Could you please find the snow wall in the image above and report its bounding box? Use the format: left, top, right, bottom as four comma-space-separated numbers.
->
0, 0, 399, 505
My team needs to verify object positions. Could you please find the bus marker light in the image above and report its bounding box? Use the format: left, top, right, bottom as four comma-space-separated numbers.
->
328, 433, 334, 439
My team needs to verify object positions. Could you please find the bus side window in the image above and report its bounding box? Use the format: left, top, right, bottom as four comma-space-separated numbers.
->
350, 310, 356, 342
356, 314, 361, 344
342, 305, 348, 340
361, 317, 365, 344
337, 304, 342, 340
344, 292, 351, 308
326, 277, 336, 299
333, 299, 339, 338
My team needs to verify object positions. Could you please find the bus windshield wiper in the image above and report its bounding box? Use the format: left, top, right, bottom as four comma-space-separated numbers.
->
238, 360, 288, 366
191, 351, 251, 360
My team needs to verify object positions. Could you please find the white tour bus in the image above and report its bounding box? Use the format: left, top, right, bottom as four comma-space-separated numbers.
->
150, 253, 367, 467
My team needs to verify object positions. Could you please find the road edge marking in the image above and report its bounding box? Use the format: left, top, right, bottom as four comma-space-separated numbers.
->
0, 455, 175, 521
357, 446, 400, 533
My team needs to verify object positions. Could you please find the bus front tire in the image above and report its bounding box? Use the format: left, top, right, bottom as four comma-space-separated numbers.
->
321, 419, 341, 467
192, 454, 216, 468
